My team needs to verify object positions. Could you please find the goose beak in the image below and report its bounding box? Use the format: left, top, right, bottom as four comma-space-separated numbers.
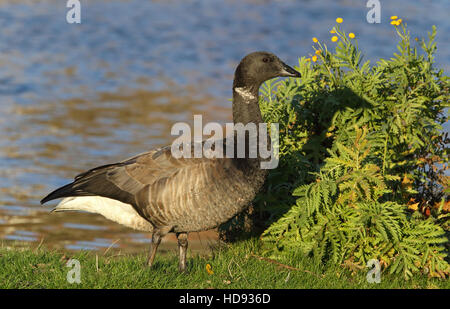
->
280, 62, 301, 78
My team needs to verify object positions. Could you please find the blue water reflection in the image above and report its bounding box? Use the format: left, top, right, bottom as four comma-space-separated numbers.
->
0, 0, 447, 252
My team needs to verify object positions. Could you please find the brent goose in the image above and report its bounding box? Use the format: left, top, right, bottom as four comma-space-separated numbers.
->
41, 51, 301, 272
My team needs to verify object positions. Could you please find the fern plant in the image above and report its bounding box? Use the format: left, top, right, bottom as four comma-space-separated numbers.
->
262, 127, 448, 279
222, 17, 450, 279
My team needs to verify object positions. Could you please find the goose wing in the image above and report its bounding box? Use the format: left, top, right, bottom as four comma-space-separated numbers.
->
40, 143, 225, 210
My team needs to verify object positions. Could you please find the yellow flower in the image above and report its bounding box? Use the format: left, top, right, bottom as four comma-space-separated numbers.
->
315, 50, 321, 55
336, 17, 343, 24
305, 58, 311, 62
390, 16, 398, 20
312, 37, 318, 43
312, 55, 318, 62
348, 32, 355, 39
408, 202, 419, 211
331, 36, 338, 42
391, 19, 403, 26
330, 29, 336, 34
206, 263, 214, 275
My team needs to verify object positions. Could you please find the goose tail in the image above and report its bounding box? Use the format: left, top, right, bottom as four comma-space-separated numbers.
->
40, 182, 91, 204
49, 196, 154, 232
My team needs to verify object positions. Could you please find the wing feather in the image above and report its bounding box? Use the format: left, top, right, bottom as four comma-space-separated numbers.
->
41, 142, 227, 209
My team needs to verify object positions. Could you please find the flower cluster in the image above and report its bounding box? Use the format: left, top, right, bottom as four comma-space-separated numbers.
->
390, 15, 403, 26
307, 17, 355, 62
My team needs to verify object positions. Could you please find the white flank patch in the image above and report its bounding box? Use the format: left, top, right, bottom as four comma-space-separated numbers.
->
234, 87, 256, 101
53, 196, 153, 232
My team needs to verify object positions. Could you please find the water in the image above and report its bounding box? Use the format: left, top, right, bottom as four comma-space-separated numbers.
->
0, 0, 448, 254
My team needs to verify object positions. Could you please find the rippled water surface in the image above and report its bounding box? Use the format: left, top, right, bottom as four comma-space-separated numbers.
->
0, 0, 448, 254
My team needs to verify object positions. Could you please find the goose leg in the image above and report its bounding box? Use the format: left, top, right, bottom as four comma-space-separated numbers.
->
177, 232, 188, 272
147, 231, 161, 267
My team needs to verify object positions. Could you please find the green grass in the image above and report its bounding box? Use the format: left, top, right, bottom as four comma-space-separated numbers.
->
0, 239, 448, 289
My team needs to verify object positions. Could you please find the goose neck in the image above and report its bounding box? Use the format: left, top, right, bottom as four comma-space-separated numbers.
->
232, 85, 263, 125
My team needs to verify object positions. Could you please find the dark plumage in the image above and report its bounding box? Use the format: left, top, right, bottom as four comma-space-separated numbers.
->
41, 51, 301, 272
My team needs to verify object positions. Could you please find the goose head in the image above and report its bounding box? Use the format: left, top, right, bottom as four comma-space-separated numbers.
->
233, 51, 301, 89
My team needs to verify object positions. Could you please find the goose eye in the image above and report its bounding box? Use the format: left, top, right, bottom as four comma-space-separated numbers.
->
262, 57, 270, 63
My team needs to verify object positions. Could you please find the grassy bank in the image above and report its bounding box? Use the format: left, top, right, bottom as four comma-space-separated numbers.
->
0, 239, 448, 289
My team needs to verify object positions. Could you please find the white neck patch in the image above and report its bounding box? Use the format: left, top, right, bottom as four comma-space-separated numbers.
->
234, 87, 257, 101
